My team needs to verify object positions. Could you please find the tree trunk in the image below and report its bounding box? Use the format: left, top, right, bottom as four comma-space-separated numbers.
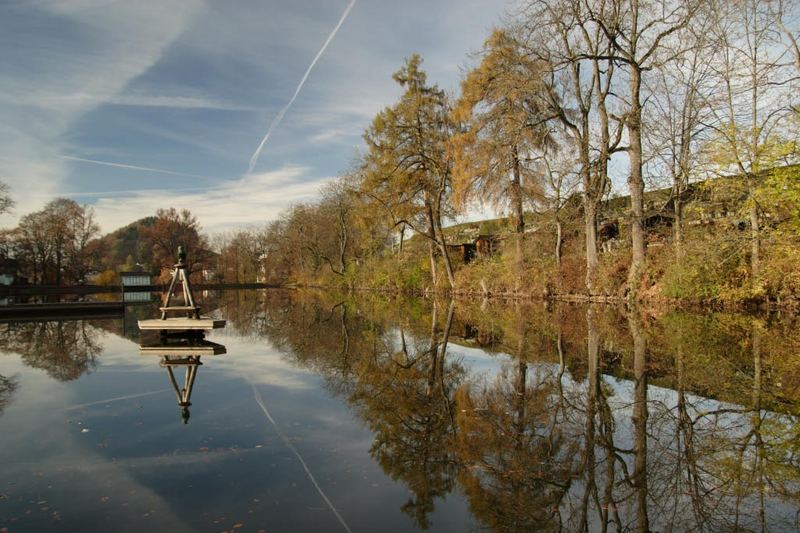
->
510, 146, 525, 288
339, 212, 348, 274
555, 218, 563, 268
748, 177, 760, 279
627, 64, 647, 300
433, 216, 455, 289
510, 146, 525, 234
425, 202, 438, 287
673, 183, 684, 257
433, 183, 455, 290
55, 247, 63, 286
584, 198, 599, 293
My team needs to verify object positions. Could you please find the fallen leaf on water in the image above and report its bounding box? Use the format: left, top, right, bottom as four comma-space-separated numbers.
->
233, 524, 243, 529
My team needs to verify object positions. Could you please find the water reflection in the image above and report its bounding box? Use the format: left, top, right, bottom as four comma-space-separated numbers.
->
139, 332, 226, 424
0, 373, 18, 415
212, 291, 800, 531
0, 320, 102, 380
0, 291, 799, 531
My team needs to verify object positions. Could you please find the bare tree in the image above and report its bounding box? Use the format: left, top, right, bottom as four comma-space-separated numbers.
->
517, 0, 623, 293
703, 0, 797, 280
644, 12, 717, 257
583, 0, 699, 297
0, 180, 14, 215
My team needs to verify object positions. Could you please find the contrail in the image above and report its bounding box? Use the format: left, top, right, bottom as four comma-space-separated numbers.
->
59, 155, 208, 179
27, 186, 213, 199
247, 0, 357, 174
62, 389, 171, 411
249, 381, 352, 533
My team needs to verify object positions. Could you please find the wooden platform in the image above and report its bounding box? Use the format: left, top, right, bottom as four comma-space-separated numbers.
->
138, 317, 226, 331
139, 339, 226, 357
0, 301, 124, 321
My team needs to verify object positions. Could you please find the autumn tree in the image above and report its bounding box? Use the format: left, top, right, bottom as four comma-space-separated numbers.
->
213, 230, 267, 283
451, 29, 555, 262
538, 147, 580, 268
588, 0, 700, 297
644, 13, 717, 257
361, 55, 457, 288
11, 198, 99, 284
142, 207, 213, 280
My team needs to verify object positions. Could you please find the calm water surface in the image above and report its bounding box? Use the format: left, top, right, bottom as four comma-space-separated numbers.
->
1, 289, 799, 532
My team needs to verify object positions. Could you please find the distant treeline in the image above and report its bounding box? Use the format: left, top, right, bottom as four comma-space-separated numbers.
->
0, 203, 214, 286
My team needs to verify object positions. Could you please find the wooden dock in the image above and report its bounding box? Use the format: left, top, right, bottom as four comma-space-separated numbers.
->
138, 317, 226, 331
0, 301, 124, 321
139, 338, 226, 356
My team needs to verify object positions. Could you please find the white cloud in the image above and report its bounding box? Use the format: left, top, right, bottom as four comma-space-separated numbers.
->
90, 165, 332, 233
107, 93, 262, 111
0, 0, 203, 215
0, 0, 515, 233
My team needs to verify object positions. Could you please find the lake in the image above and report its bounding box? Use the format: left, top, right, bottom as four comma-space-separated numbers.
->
1, 289, 799, 532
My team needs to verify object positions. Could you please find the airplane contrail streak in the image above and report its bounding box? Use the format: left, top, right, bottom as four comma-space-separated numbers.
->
59, 155, 208, 179
247, 0, 357, 174
25, 186, 213, 199
249, 381, 352, 533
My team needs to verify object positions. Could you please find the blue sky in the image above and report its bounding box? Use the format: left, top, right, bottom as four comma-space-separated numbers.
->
0, 0, 512, 234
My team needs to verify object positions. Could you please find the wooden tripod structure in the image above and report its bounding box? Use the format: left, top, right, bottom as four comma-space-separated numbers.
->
161, 355, 202, 424
160, 245, 200, 320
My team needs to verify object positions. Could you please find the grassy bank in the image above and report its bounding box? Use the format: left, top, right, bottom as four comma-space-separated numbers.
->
288, 209, 800, 312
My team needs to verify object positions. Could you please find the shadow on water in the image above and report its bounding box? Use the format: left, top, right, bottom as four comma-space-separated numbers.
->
1, 288, 799, 531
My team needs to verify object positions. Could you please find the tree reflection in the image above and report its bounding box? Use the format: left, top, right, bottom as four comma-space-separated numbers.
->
454, 359, 579, 530
222, 291, 800, 531
0, 373, 18, 415
0, 320, 102, 381
350, 300, 464, 529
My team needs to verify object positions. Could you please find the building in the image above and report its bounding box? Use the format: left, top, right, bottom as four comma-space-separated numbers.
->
120, 271, 152, 303
120, 271, 151, 287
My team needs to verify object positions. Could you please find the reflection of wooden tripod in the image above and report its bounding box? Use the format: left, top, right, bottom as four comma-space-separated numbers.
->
161, 355, 202, 424
160, 246, 200, 320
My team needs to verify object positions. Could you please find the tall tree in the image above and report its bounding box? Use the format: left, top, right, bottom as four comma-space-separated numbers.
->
11, 199, 99, 284
451, 29, 555, 261
518, 0, 623, 293
703, 0, 796, 281
645, 15, 716, 257
584, 0, 699, 297
361, 55, 457, 288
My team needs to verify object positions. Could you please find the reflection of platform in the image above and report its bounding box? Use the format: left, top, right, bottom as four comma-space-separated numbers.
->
139, 338, 227, 356
138, 317, 226, 330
